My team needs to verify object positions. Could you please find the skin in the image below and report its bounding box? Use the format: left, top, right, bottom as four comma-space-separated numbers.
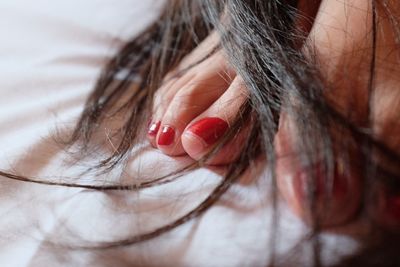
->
148, 0, 400, 227
148, 33, 248, 161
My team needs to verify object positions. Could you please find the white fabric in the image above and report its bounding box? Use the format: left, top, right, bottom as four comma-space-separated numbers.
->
0, 1, 360, 266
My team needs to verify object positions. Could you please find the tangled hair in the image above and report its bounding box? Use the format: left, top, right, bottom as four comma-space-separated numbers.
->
2, 0, 400, 266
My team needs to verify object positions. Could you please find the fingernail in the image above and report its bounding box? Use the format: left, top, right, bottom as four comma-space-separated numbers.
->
386, 195, 400, 221
186, 117, 229, 146
148, 121, 161, 137
290, 160, 360, 225
377, 191, 400, 228
157, 125, 175, 146
296, 162, 350, 200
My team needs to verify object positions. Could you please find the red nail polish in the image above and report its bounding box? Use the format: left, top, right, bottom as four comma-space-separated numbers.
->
297, 160, 355, 196
375, 190, 400, 229
385, 194, 400, 221
186, 117, 229, 146
158, 126, 175, 146
148, 121, 160, 137
290, 160, 360, 226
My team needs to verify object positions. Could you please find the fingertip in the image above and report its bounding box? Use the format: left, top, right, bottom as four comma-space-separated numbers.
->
147, 120, 160, 148
156, 125, 186, 156
181, 131, 207, 160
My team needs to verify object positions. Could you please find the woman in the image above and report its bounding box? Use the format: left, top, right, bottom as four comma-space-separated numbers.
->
1, 0, 400, 266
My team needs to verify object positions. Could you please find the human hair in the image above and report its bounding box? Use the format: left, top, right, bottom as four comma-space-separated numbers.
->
2, 0, 400, 266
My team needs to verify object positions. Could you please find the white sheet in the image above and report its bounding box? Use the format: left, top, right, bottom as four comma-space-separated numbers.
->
0, 1, 360, 266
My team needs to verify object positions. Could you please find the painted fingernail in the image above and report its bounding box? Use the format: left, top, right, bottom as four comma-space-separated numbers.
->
148, 121, 161, 137
288, 160, 360, 226
377, 191, 400, 228
157, 126, 175, 146
386, 195, 400, 221
186, 117, 229, 146
294, 162, 349, 202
